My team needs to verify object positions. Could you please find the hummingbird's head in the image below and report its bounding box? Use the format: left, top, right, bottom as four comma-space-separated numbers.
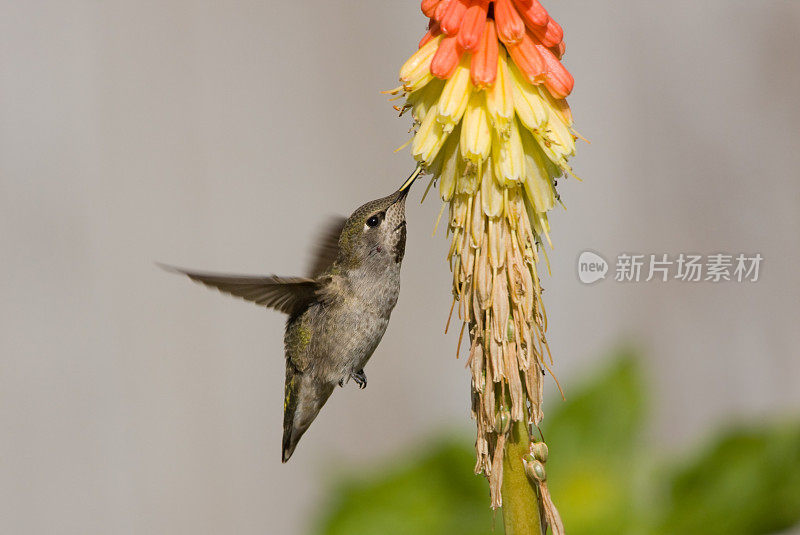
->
338, 186, 411, 268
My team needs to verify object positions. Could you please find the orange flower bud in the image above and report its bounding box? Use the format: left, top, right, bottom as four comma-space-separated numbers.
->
470, 20, 498, 88
506, 31, 546, 83
457, 0, 489, 52
431, 35, 464, 79
434, 0, 452, 22
495, 0, 525, 45
421, 0, 442, 18
531, 17, 563, 48
440, 0, 468, 35
512, 0, 549, 29
536, 44, 573, 98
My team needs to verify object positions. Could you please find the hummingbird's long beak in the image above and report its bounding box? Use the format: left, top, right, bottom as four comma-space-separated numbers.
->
395, 164, 423, 201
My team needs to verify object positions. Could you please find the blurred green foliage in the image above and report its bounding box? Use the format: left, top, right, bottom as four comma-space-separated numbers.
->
312, 350, 800, 535
313, 440, 498, 535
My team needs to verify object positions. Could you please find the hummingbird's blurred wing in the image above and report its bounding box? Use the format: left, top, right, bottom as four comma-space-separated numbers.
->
306, 216, 347, 277
161, 265, 317, 316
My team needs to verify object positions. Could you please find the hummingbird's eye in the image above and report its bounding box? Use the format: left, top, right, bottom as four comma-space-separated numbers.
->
366, 214, 381, 228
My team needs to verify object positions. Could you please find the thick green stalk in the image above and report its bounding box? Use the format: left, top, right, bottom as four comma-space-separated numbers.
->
501, 420, 544, 535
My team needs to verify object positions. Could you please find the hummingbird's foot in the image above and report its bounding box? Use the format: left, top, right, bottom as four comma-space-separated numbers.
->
351, 370, 367, 389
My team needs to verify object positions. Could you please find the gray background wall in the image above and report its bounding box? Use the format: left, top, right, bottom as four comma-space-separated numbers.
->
1, 1, 798, 533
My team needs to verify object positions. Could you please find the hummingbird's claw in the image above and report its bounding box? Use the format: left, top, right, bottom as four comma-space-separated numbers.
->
351, 370, 367, 389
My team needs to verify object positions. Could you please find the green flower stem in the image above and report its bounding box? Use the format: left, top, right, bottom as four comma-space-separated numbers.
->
501, 419, 544, 535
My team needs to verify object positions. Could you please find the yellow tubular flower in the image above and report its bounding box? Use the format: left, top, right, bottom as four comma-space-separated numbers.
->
509, 62, 549, 131
480, 158, 503, 218
399, 35, 442, 92
412, 104, 448, 165
539, 85, 574, 126
438, 130, 461, 202
460, 91, 492, 163
407, 78, 445, 124
486, 50, 514, 135
456, 164, 481, 195
546, 110, 576, 159
491, 117, 525, 185
436, 56, 473, 133
521, 128, 556, 214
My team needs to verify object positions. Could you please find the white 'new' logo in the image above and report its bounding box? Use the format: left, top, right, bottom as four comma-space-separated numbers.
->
577, 251, 608, 284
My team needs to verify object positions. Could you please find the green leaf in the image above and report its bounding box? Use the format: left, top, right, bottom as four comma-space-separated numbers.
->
657, 422, 800, 535
544, 347, 645, 458
541, 348, 647, 535
312, 437, 499, 535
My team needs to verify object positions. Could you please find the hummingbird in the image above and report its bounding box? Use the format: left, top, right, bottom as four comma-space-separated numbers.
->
163, 168, 422, 462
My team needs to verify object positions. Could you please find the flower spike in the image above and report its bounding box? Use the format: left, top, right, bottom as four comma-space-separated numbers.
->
392, 0, 582, 520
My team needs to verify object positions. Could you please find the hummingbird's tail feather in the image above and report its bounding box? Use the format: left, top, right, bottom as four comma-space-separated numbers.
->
281, 366, 335, 463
